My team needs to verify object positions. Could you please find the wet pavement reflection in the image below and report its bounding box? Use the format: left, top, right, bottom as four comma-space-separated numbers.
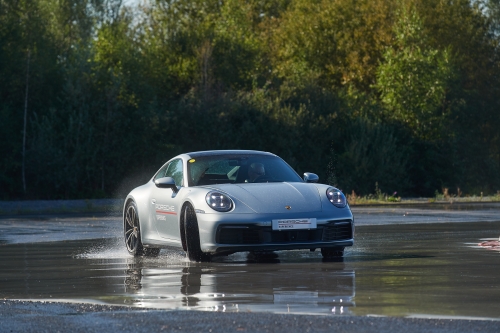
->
0, 219, 499, 319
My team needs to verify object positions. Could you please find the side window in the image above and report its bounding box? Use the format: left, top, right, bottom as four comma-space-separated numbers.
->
164, 159, 184, 187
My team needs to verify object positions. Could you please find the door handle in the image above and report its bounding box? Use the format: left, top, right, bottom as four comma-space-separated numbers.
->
151, 199, 156, 205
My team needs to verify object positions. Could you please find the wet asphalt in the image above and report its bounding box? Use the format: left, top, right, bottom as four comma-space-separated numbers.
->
0, 202, 499, 332
1, 300, 497, 333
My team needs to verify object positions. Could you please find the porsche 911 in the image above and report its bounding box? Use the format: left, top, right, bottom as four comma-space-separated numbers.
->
123, 150, 354, 261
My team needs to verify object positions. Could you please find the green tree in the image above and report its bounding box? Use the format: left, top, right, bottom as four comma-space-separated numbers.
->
272, 0, 396, 90
414, 0, 500, 192
0, 0, 64, 198
334, 118, 411, 195
375, 6, 455, 140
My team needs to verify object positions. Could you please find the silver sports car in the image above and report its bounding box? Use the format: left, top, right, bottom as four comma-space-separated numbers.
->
123, 150, 354, 261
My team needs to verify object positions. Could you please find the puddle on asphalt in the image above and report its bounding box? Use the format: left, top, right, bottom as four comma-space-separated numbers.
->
0, 222, 499, 319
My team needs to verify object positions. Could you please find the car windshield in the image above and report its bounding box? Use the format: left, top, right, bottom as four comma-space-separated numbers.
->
187, 154, 303, 186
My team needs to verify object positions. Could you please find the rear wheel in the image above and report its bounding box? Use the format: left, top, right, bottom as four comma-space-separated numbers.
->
124, 201, 160, 257
321, 247, 344, 259
184, 204, 211, 262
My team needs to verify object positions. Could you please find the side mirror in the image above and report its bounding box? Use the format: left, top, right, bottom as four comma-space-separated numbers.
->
154, 177, 178, 192
303, 172, 319, 183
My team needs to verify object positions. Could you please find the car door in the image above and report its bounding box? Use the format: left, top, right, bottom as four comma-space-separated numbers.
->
150, 159, 184, 240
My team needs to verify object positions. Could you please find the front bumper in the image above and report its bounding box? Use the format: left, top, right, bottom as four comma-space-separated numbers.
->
195, 210, 354, 254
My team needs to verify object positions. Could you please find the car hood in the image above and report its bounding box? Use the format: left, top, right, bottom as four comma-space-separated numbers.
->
205, 182, 322, 214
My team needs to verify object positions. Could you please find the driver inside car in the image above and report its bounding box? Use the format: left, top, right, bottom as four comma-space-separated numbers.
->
246, 162, 265, 182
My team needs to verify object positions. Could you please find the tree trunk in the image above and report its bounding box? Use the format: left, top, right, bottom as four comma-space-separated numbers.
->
22, 49, 31, 194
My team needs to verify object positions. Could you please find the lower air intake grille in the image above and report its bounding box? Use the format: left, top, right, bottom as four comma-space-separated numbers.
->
322, 221, 353, 241
217, 220, 352, 245
218, 228, 261, 244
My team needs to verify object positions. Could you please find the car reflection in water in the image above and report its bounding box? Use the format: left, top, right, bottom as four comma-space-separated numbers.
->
124, 255, 355, 315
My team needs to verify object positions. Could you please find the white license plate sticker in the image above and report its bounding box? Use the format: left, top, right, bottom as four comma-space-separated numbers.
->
272, 218, 317, 230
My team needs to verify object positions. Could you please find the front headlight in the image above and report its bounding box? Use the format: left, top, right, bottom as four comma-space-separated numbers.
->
206, 191, 233, 212
326, 187, 347, 208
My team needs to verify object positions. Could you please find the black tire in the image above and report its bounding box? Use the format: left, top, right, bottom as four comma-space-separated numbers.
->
124, 201, 160, 257
184, 204, 211, 262
321, 247, 344, 259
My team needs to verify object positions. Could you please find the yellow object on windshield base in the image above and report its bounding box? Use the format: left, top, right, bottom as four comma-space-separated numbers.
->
189, 159, 196, 163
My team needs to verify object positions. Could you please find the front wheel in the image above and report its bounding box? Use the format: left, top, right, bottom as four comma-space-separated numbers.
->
184, 204, 211, 262
124, 201, 159, 257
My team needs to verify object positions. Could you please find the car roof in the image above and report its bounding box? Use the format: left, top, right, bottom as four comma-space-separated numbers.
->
183, 150, 277, 158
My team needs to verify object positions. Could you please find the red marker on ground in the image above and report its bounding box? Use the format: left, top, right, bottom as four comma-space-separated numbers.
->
478, 237, 500, 251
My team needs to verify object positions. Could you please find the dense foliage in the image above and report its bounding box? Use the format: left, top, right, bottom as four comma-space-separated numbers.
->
1, 0, 500, 199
